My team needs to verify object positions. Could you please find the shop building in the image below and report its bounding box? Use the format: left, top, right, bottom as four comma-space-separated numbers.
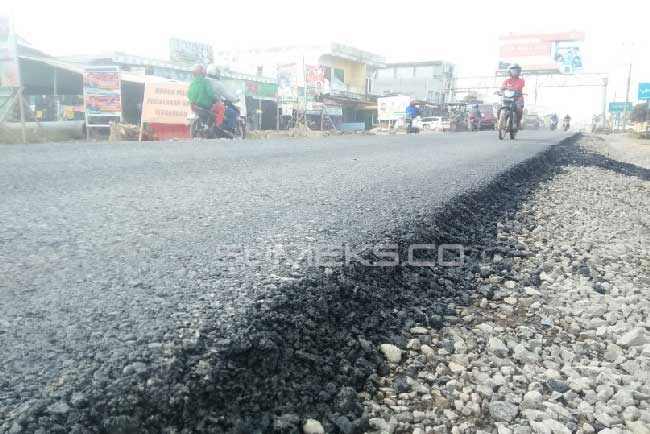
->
373, 61, 456, 104
214, 42, 386, 130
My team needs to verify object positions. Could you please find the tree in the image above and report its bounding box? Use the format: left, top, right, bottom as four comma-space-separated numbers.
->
630, 103, 648, 123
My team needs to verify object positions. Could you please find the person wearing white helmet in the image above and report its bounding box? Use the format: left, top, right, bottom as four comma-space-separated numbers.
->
500, 63, 525, 128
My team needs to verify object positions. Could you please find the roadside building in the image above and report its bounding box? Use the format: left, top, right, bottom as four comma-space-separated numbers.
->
214, 42, 386, 130
373, 61, 455, 104
63, 52, 279, 131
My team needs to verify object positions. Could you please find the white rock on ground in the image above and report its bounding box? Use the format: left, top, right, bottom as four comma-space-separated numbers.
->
303, 419, 325, 434
380, 344, 403, 364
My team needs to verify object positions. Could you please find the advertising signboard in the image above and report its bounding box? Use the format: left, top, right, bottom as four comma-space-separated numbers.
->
246, 81, 278, 101
608, 102, 634, 113
378, 95, 411, 121
169, 38, 213, 65
83, 66, 122, 116
305, 65, 330, 97
638, 83, 650, 101
277, 63, 298, 101
141, 81, 191, 124
0, 16, 20, 88
497, 32, 585, 75
306, 102, 342, 117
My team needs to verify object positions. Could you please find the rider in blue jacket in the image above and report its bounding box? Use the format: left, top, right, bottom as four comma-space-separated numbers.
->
406, 99, 420, 133
406, 99, 419, 119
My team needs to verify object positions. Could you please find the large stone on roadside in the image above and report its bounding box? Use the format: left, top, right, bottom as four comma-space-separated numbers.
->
530, 421, 551, 434
627, 421, 650, 434
546, 379, 570, 394
303, 419, 325, 434
489, 401, 519, 422
369, 418, 394, 434
380, 344, 402, 363
542, 419, 571, 434
488, 337, 509, 356
611, 389, 635, 407
617, 328, 650, 348
421, 344, 435, 358
448, 361, 465, 374
539, 272, 555, 283
410, 326, 429, 335
521, 390, 543, 410
46, 401, 71, 416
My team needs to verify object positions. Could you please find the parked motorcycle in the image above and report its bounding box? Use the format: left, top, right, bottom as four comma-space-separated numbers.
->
496, 89, 522, 140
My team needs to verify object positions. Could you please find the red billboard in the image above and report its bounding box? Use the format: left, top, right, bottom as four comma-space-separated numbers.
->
497, 32, 585, 75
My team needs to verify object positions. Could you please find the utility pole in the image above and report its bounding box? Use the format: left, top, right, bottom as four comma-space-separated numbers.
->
302, 56, 308, 129
622, 63, 632, 131
601, 77, 608, 129
8, 15, 26, 143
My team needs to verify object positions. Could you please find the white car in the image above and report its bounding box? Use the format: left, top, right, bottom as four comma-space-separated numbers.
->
421, 116, 451, 131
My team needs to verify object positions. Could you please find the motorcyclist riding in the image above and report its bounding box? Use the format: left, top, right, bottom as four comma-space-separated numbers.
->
188, 64, 216, 126
500, 64, 525, 128
550, 113, 559, 129
469, 104, 482, 130
406, 99, 420, 133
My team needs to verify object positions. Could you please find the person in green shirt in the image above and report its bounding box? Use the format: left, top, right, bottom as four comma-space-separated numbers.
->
187, 64, 215, 110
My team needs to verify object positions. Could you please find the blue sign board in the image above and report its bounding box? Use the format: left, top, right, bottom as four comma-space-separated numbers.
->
638, 83, 650, 101
608, 102, 634, 113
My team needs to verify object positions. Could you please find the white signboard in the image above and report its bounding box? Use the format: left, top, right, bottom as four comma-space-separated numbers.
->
377, 96, 411, 121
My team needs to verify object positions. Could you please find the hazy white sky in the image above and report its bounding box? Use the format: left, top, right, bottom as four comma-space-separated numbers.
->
3, 0, 649, 119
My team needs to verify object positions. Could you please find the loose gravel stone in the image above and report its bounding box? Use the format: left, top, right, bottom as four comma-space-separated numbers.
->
489, 401, 519, 422
617, 328, 650, 348
380, 344, 403, 364
303, 419, 325, 434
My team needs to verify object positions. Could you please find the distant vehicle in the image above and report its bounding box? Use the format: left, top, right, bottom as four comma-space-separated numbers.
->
478, 104, 496, 130
522, 114, 541, 130
468, 114, 480, 131
421, 116, 451, 131
468, 104, 482, 131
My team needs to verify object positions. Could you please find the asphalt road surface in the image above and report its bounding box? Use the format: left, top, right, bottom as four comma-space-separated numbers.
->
0, 130, 571, 428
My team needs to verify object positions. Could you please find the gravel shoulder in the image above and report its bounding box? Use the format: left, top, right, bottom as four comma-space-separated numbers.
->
363, 135, 650, 434
582, 134, 650, 169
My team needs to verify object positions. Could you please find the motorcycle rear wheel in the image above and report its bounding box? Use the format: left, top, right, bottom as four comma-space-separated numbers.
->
190, 118, 205, 139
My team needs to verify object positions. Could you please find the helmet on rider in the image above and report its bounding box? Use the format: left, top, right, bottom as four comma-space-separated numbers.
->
508, 63, 522, 78
192, 64, 207, 77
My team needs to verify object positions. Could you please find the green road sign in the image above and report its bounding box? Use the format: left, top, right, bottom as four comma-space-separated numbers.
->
608, 102, 634, 113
